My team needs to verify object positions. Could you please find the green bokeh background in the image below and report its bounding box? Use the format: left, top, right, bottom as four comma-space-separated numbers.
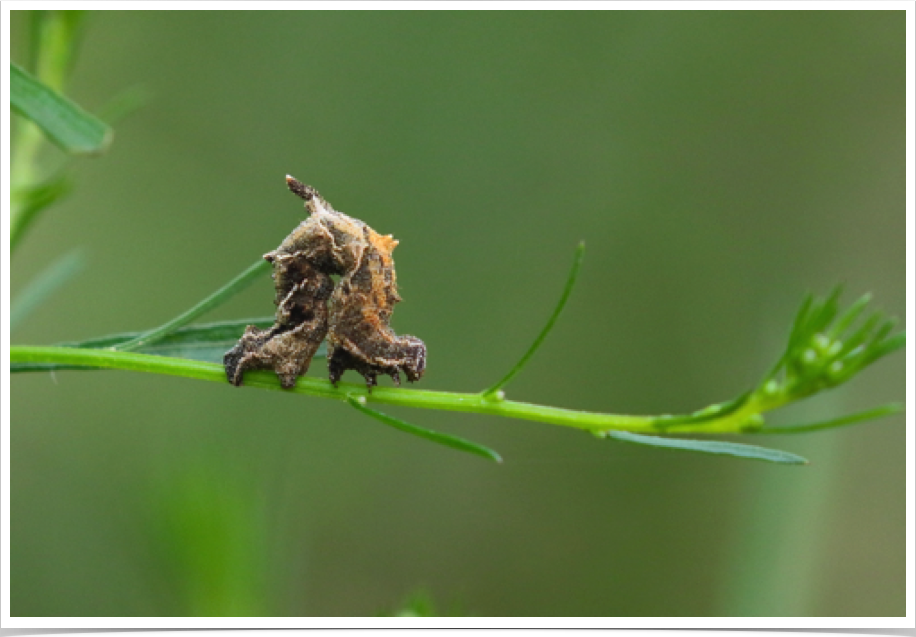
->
10, 10, 905, 617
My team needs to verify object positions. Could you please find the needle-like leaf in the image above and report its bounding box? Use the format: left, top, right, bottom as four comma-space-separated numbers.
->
11, 248, 85, 330
606, 431, 809, 465
11, 62, 112, 154
752, 404, 903, 435
828, 292, 872, 339
10, 175, 72, 249
347, 396, 502, 463
11, 318, 287, 372
482, 242, 585, 397
115, 259, 271, 352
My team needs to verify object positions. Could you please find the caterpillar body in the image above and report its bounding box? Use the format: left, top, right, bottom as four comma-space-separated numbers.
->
224, 176, 426, 390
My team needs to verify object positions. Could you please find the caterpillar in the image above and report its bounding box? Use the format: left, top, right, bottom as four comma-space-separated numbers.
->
224, 176, 427, 391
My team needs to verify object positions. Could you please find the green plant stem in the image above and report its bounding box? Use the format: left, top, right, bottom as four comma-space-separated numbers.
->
114, 259, 270, 352
11, 11, 87, 251
31, 11, 85, 92
12, 344, 785, 436
11, 120, 45, 194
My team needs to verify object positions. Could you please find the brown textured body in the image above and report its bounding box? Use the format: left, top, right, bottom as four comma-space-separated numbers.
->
223, 256, 332, 389
223, 177, 426, 390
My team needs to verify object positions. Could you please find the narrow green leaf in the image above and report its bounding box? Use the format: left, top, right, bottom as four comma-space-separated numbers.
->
347, 396, 502, 463
789, 292, 815, 347
115, 259, 271, 352
10, 175, 72, 249
857, 331, 906, 369
127, 318, 294, 363
11, 248, 85, 330
606, 430, 808, 465
482, 242, 585, 397
752, 403, 903, 435
871, 317, 899, 346
97, 85, 150, 125
836, 312, 883, 359
779, 291, 815, 372
10, 318, 301, 372
828, 292, 872, 339
75, 318, 276, 350
11, 62, 112, 154
806, 285, 843, 336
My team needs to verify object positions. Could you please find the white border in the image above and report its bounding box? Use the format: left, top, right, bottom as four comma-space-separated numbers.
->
2, 0, 916, 11
2, 2, 14, 632
0, 1, 916, 628
904, 0, 915, 627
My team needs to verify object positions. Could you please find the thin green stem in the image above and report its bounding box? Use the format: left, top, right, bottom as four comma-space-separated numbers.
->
32, 11, 85, 92
12, 345, 786, 436
11, 11, 87, 251
11, 120, 45, 195
114, 259, 270, 352
482, 242, 585, 397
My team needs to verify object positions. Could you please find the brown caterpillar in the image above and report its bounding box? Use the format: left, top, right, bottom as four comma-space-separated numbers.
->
224, 176, 426, 390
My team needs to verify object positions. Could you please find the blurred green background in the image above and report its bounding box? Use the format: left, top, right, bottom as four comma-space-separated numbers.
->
10, 10, 905, 617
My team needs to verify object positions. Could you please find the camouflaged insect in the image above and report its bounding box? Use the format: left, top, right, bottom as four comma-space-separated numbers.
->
224, 176, 427, 390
